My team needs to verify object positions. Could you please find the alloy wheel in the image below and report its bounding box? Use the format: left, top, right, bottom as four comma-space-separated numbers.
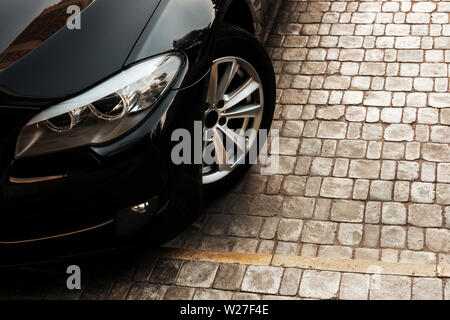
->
202, 56, 264, 184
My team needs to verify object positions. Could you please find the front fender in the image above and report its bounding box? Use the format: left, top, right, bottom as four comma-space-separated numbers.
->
125, 0, 219, 89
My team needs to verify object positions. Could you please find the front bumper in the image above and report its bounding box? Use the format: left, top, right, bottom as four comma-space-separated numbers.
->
0, 121, 171, 266
0, 69, 207, 266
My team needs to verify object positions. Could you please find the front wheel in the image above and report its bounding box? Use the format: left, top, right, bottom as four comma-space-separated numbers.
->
202, 25, 276, 195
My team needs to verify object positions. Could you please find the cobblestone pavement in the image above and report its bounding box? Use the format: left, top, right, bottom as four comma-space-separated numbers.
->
168, 0, 450, 270
2, 251, 450, 300
4, 0, 450, 300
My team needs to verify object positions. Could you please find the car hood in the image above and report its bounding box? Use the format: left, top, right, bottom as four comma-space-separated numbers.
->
0, 0, 95, 71
0, 0, 161, 107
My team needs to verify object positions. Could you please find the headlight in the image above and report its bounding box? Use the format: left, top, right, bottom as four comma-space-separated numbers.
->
15, 53, 184, 159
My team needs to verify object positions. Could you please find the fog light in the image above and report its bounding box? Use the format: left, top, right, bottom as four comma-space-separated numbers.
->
115, 196, 159, 236
131, 202, 151, 214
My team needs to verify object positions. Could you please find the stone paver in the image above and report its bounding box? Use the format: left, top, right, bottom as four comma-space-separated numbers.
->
339, 273, 371, 300
299, 270, 341, 299
241, 266, 284, 294
127, 284, 168, 300
149, 259, 181, 285
176, 261, 218, 288
369, 275, 412, 300
412, 278, 443, 300
279, 268, 302, 296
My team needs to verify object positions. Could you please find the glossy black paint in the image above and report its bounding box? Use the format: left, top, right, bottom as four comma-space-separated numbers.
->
0, 0, 278, 265
0, 1, 95, 69
0, 0, 160, 105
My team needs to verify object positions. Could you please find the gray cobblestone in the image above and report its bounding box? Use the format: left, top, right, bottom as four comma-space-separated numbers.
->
150, 259, 182, 285
229, 216, 263, 238
277, 218, 303, 242
176, 262, 218, 288
279, 268, 302, 296
213, 264, 246, 291
281, 196, 315, 219
340, 273, 370, 300
127, 284, 168, 300
338, 223, 363, 246
370, 275, 411, 300
241, 266, 283, 294
381, 226, 406, 248
193, 289, 233, 300
331, 200, 365, 223
301, 221, 338, 245
412, 278, 443, 300
299, 270, 341, 299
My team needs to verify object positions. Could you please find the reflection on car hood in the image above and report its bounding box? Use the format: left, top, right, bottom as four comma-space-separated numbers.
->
0, 0, 161, 107
0, 0, 94, 70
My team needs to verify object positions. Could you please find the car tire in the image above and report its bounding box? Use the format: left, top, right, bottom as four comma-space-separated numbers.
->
203, 24, 276, 199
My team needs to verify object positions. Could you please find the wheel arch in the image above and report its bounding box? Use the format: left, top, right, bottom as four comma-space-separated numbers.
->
221, 0, 257, 37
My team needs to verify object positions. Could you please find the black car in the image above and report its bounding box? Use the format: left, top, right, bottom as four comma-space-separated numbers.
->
0, 0, 278, 265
